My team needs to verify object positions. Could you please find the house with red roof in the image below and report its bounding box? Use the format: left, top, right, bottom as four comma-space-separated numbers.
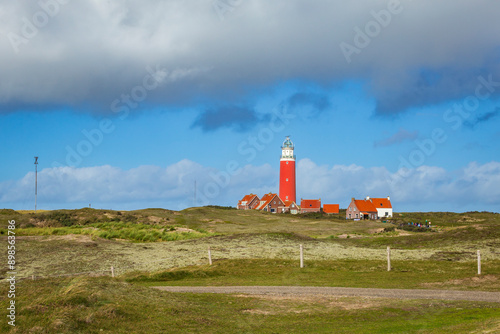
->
323, 204, 340, 215
279, 200, 300, 214
300, 198, 321, 213
346, 196, 392, 220
237, 194, 260, 210
370, 196, 393, 218
254, 193, 285, 213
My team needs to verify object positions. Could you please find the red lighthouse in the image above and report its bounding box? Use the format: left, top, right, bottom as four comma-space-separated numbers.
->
279, 136, 296, 203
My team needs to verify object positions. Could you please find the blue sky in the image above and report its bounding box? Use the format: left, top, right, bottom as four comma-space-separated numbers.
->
1, 0, 500, 212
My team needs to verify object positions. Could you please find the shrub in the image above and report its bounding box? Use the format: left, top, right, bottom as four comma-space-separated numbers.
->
204, 205, 235, 210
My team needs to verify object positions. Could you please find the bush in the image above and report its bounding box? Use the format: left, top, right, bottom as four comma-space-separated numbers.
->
399, 224, 432, 233
204, 205, 235, 210
123, 214, 137, 223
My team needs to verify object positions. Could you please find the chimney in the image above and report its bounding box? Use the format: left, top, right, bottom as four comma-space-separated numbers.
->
366, 196, 370, 201
387, 196, 390, 201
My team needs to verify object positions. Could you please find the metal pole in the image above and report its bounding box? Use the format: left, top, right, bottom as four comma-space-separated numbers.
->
34, 157, 38, 213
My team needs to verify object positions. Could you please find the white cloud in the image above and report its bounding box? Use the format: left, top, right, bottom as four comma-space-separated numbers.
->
297, 159, 500, 211
1, 159, 499, 212
0, 159, 277, 210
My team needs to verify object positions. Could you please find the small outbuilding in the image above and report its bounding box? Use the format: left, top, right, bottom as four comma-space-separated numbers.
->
300, 198, 321, 214
323, 204, 340, 214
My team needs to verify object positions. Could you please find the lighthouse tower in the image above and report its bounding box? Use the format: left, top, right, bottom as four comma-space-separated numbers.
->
279, 136, 296, 203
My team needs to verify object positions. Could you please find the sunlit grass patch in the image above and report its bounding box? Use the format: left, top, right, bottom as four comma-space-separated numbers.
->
5, 221, 215, 242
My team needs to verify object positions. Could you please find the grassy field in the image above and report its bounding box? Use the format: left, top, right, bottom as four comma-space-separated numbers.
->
0, 207, 499, 333
127, 258, 500, 291
0, 276, 498, 334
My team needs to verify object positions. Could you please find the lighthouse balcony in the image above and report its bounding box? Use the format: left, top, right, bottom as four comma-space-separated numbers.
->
280, 155, 296, 159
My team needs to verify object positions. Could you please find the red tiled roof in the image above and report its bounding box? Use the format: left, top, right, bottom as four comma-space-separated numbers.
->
371, 198, 392, 209
255, 193, 278, 210
354, 199, 377, 213
300, 199, 321, 209
323, 204, 339, 214
282, 200, 297, 207
238, 194, 258, 206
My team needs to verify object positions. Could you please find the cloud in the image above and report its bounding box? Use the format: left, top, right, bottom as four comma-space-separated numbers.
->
465, 107, 500, 129
2, 158, 499, 212
285, 92, 331, 117
374, 128, 418, 148
297, 159, 500, 211
191, 105, 265, 132
0, 160, 277, 210
2, 1, 500, 117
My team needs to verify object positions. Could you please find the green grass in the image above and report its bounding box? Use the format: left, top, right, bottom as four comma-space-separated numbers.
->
0, 276, 498, 333
127, 258, 500, 291
390, 211, 500, 228
3, 208, 499, 244
1, 208, 499, 332
0, 221, 214, 243
339, 224, 500, 250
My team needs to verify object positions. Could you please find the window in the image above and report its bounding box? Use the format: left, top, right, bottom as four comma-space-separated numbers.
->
286, 161, 289, 165
349, 214, 351, 219
355, 214, 358, 218
286, 178, 288, 181
273, 201, 276, 204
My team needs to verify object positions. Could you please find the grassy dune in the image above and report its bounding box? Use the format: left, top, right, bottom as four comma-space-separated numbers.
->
0, 208, 499, 333
1, 208, 499, 279
0, 276, 498, 334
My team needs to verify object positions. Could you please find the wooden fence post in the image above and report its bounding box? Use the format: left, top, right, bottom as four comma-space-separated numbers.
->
32, 275, 35, 281
300, 244, 304, 268
111, 266, 115, 278
387, 246, 391, 272
477, 250, 481, 275
208, 246, 212, 265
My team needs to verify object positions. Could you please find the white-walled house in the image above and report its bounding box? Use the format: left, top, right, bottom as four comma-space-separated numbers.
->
346, 196, 393, 220
369, 196, 393, 218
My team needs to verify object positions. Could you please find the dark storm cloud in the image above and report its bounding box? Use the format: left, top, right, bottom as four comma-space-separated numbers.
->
465, 107, 500, 129
286, 92, 331, 115
191, 105, 264, 132
1, 0, 500, 117
374, 128, 418, 148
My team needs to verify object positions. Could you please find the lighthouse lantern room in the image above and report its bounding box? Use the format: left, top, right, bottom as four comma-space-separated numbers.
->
279, 136, 296, 203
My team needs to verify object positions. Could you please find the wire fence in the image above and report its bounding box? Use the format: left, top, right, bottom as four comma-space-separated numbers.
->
10, 245, 485, 282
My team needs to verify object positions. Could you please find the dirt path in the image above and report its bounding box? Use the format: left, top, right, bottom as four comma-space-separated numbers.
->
153, 286, 500, 303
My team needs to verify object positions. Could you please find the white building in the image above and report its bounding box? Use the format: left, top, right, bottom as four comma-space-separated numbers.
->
368, 196, 393, 218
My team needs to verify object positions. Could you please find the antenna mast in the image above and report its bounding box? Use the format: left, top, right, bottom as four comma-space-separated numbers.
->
34, 157, 39, 213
